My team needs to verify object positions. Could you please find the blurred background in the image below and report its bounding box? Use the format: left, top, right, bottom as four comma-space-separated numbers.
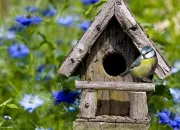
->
0, 0, 180, 129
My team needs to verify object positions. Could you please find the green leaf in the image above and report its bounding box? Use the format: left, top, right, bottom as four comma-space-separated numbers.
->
6, 104, 18, 109
85, 0, 107, 16
154, 85, 173, 100
0, 98, 12, 107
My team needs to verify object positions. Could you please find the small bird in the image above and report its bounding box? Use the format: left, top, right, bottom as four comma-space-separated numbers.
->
121, 46, 158, 82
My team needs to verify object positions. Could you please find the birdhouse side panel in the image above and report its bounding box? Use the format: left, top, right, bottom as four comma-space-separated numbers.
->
79, 17, 140, 116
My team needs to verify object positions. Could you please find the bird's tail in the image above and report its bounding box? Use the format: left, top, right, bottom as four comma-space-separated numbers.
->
120, 70, 130, 76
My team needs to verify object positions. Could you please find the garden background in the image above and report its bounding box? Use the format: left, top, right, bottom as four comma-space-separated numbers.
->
0, 0, 180, 130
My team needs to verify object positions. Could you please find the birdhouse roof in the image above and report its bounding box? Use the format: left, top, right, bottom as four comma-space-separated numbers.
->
58, 0, 171, 79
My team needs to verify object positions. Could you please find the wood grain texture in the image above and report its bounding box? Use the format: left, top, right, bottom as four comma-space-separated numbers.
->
76, 81, 155, 91
73, 121, 150, 130
58, 0, 115, 77
79, 18, 140, 116
79, 89, 97, 118
114, 0, 171, 79
58, 0, 171, 79
130, 92, 148, 119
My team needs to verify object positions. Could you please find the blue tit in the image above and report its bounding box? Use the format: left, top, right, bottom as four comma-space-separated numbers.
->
121, 46, 158, 81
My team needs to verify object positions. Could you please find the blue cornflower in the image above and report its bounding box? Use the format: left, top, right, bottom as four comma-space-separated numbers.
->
37, 64, 45, 73
8, 43, 30, 58
78, 21, 91, 31
82, 0, 99, 5
9, 25, 25, 32
15, 15, 42, 27
158, 109, 180, 130
42, 7, 57, 17
52, 90, 80, 105
25, 6, 38, 13
56, 16, 74, 27
158, 109, 171, 124
169, 119, 179, 130
20, 94, 44, 113
170, 88, 180, 103
36, 64, 55, 81
174, 114, 180, 128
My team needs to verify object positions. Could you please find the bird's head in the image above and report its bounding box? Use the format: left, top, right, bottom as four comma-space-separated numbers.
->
141, 46, 156, 59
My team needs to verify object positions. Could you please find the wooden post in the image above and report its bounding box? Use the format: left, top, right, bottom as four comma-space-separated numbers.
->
130, 92, 148, 119
78, 89, 97, 118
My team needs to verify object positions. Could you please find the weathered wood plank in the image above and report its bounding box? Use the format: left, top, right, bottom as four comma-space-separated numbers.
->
73, 121, 150, 130
79, 89, 97, 118
88, 115, 150, 124
115, 0, 171, 79
130, 92, 148, 119
80, 18, 138, 116
58, 0, 115, 77
76, 81, 155, 91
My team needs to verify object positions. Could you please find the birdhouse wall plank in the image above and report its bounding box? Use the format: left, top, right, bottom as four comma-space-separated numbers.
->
79, 89, 97, 118
80, 17, 140, 116
130, 92, 148, 119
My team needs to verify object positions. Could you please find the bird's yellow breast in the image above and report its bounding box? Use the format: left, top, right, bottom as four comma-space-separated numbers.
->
131, 57, 157, 78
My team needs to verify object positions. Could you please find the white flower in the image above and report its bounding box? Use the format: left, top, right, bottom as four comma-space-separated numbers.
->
35, 127, 52, 130
171, 60, 180, 74
20, 94, 44, 113
170, 88, 180, 103
4, 115, 12, 120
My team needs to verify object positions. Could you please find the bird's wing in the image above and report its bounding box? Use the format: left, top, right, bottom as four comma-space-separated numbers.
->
120, 56, 141, 76
129, 56, 141, 69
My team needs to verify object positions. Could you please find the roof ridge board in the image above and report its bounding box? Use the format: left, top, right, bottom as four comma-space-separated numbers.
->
114, 0, 171, 79
58, 0, 115, 77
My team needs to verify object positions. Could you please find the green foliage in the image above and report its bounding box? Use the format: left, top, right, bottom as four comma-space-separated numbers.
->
0, 0, 180, 129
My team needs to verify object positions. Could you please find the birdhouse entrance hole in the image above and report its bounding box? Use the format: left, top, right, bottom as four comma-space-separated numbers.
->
103, 53, 126, 76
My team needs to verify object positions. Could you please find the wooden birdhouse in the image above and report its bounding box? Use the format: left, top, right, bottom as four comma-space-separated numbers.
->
58, 0, 171, 129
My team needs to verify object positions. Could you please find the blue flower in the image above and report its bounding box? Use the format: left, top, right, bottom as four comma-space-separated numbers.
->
20, 94, 44, 113
82, 0, 99, 5
37, 64, 45, 73
78, 21, 91, 31
158, 109, 171, 124
25, 6, 38, 13
9, 25, 25, 32
170, 88, 180, 103
174, 114, 180, 128
36, 64, 55, 81
56, 16, 74, 27
42, 7, 57, 17
169, 119, 179, 130
15, 15, 42, 27
8, 43, 30, 58
158, 109, 180, 130
52, 90, 79, 105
